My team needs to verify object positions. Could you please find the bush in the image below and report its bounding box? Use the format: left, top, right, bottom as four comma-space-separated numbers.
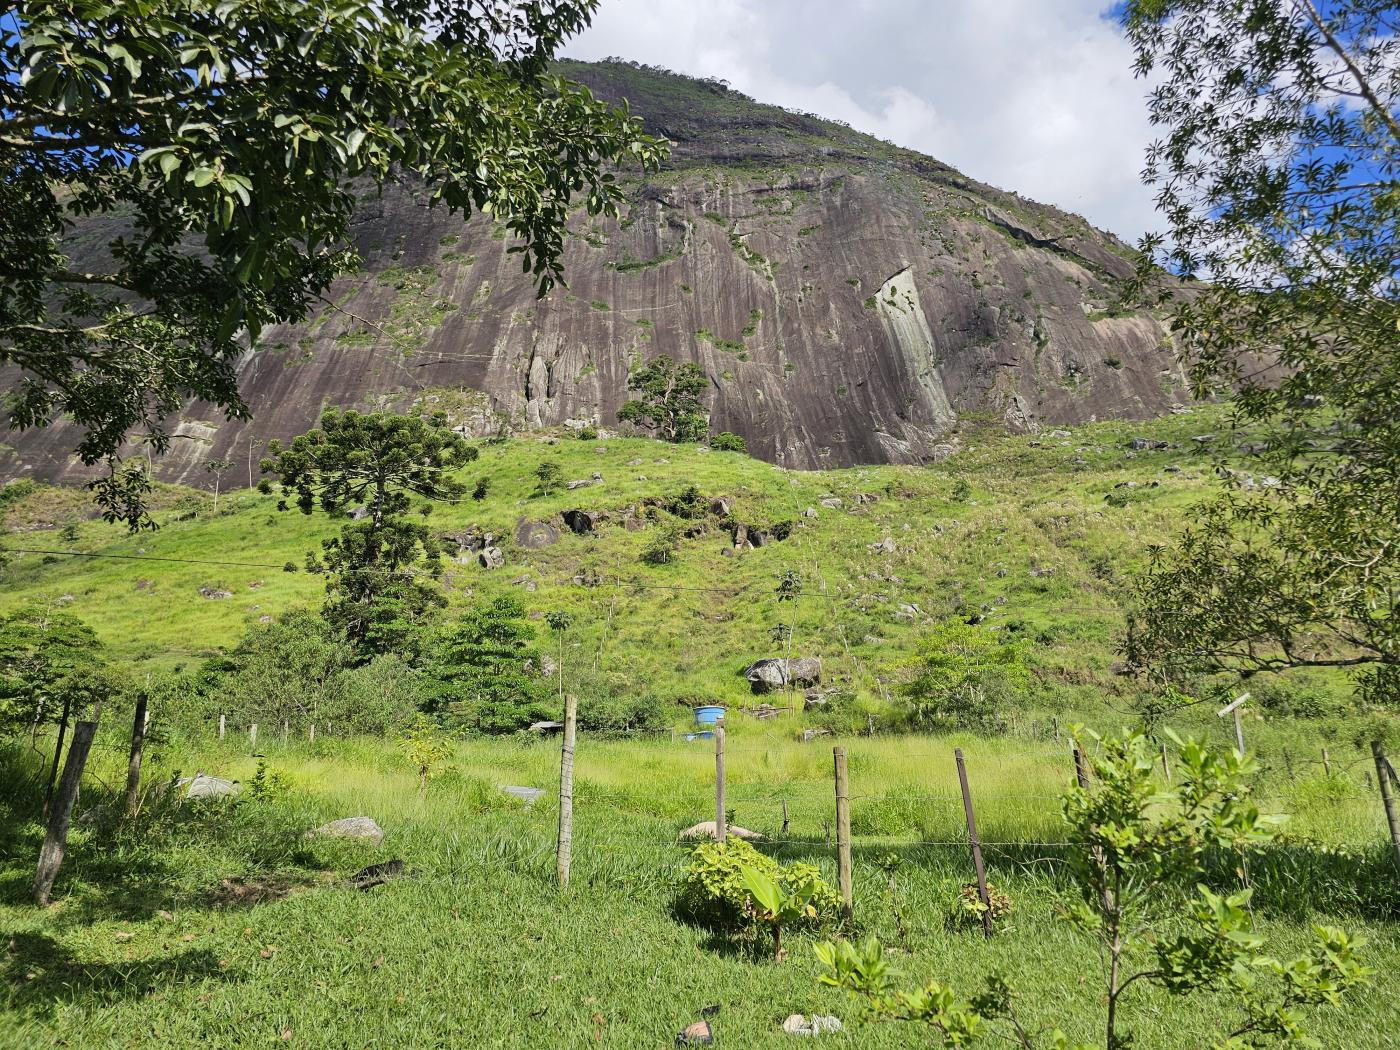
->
677, 838, 841, 933
709, 431, 747, 453
641, 526, 681, 565
575, 426, 598, 440
949, 880, 1013, 932
534, 460, 563, 495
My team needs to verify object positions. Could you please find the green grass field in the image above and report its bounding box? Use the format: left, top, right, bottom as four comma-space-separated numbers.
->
3, 718, 1400, 1049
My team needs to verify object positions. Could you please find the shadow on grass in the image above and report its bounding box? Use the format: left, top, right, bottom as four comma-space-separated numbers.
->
1, 931, 230, 1017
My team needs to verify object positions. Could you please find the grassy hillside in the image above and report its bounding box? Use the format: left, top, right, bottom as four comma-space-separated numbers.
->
0, 404, 1345, 726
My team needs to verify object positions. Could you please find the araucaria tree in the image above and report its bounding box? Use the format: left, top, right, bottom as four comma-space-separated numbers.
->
260, 409, 475, 654
617, 356, 709, 443
1, 1, 662, 526
1122, 2, 1400, 709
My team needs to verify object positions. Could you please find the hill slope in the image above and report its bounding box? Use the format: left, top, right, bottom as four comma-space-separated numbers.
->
2, 60, 1187, 490
5, 408, 1334, 724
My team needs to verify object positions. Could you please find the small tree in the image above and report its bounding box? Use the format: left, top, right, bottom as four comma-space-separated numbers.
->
739, 864, 823, 963
710, 431, 747, 453
261, 409, 476, 655
535, 460, 563, 496
204, 458, 232, 513
617, 356, 708, 443
818, 731, 1371, 1048
904, 620, 1028, 732
399, 716, 452, 796
641, 526, 682, 565
423, 596, 553, 732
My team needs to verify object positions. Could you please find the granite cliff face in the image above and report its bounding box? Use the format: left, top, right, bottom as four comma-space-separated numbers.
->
4, 60, 1188, 487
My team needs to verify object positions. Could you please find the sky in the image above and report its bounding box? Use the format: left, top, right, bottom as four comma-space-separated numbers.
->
564, 0, 1160, 242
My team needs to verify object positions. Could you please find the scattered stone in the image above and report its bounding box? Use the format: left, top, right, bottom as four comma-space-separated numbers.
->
501, 785, 544, 805
895, 602, 921, 621
743, 657, 822, 693
782, 1014, 843, 1037
348, 505, 370, 521
591, 471, 603, 481
854, 492, 880, 505
803, 507, 818, 519
349, 860, 408, 890
752, 703, 779, 720
199, 587, 233, 600
801, 727, 834, 743
478, 546, 504, 570
1046, 428, 1072, 438
678, 821, 762, 842
623, 515, 646, 532
529, 720, 564, 734
819, 496, 842, 509
310, 816, 384, 845
566, 479, 593, 490
514, 517, 561, 550
1029, 566, 1056, 578
259, 614, 272, 623
803, 689, 835, 710
868, 536, 896, 555
511, 575, 538, 592
627, 458, 644, 466
1191, 434, 1217, 444
179, 774, 241, 799
931, 443, 957, 462
709, 497, 732, 517
676, 1019, 714, 1045
563, 417, 593, 431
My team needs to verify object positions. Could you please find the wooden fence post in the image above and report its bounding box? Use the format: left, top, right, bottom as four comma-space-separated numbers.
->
218, 713, 225, 740
557, 692, 578, 888
714, 721, 727, 843
954, 748, 992, 938
781, 799, 790, 837
833, 747, 854, 922
1074, 746, 1091, 791
309, 723, 315, 742
1372, 740, 1400, 876
34, 719, 98, 905
124, 690, 149, 819
1160, 743, 1171, 785
1322, 747, 1331, 777
282, 719, 288, 743
249, 722, 257, 750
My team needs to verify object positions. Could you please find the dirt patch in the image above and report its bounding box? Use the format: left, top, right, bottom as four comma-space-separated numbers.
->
206, 872, 327, 909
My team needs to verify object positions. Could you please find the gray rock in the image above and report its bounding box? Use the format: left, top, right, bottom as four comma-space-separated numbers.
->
566, 479, 593, 490
869, 536, 897, 555
743, 657, 822, 694
709, 497, 732, 517
819, 496, 842, 508
563, 417, 593, 430
803, 507, 818, 518
801, 727, 834, 742
180, 773, 241, 799
199, 587, 233, 600
513, 517, 560, 550
678, 821, 762, 841
782, 1014, 843, 1036
590, 471, 603, 481
311, 816, 384, 844
478, 546, 504, 569
562, 509, 602, 535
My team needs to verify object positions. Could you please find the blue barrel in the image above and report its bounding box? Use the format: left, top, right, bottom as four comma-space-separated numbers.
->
693, 705, 726, 726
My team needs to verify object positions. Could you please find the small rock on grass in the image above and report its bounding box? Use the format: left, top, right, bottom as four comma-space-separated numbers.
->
676, 1020, 714, 1045
678, 821, 762, 842
309, 816, 384, 844
782, 1014, 843, 1036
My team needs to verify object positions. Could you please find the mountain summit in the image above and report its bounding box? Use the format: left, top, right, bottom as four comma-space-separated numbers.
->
5, 60, 1186, 487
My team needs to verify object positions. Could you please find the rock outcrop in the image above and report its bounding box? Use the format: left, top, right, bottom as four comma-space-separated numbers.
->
2, 61, 1191, 488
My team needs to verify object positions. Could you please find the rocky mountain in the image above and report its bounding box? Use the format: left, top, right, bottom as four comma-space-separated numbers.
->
4, 60, 1188, 488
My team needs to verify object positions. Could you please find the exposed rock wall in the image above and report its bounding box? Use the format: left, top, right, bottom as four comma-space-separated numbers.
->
1, 61, 1190, 489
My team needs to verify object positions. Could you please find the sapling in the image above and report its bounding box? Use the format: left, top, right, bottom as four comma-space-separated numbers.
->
739, 864, 821, 962
400, 717, 452, 796
817, 731, 1371, 1048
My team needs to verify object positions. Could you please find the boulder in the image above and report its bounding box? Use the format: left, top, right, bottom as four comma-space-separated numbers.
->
709, 497, 732, 517
513, 517, 560, 550
819, 496, 842, 509
678, 821, 763, 842
623, 515, 646, 532
803, 507, 818, 519
801, 727, 834, 743
180, 773, 241, 799
199, 587, 233, 600
310, 816, 385, 844
566, 479, 593, 490
869, 536, 896, 555
478, 546, 504, 569
743, 657, 822, 694
563, 417, 593, 431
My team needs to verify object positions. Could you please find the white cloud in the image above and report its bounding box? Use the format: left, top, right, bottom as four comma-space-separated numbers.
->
564, 0, 1160, 241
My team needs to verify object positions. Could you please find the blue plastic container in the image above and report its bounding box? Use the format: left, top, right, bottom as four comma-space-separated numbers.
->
693, 705, 726, 726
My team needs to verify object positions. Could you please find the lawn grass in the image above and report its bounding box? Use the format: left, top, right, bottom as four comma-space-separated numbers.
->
3, 723, 1398, 1049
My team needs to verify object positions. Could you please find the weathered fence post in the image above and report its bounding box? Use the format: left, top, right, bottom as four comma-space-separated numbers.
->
1160, 743, 1171, 785
34, 718, 98, 905
954, 747, 992, 938
557, 692, 578, 888
781, 799, 790, 837
714, 721, 727, 843
218, 713, 225, 740
833, 746, 854, 921
309, 723, 315, 742
1372, 740, 1400, 875
1322, 747, 1332, 777
282, 719, 288, 743
124, 690, 149, 819
1074, 745, 1091, 791
249, 722, 258, 750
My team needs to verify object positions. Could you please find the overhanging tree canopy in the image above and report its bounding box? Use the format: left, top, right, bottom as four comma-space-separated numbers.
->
1, 0, 664, 526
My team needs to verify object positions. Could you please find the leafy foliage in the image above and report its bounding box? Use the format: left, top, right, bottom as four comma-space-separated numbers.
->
818, 731, 1372, 1048
737, 863, 825, 961
400, 715, 454, 795
1, 0, 663, 526
904, 620, 1028, 732
1122, 1, 1400, 708
534, 460, 563, 496
617, 356, 709, 443
260, 409, 475, 654
709, 431, 747, 453
949, 880, 1012, 934
676, 837, 839, 937
0, 604, 103, 733
422, 595, 553, 733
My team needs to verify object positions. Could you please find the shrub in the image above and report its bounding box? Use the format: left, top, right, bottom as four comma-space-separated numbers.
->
641, 526, 681, 565
471, 476, 490, 501
949, 880, 1013, 933
677, 838, 840, 934
575, 425, 598, 440
534, 460, 563, 495
709, 431, 747, 453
